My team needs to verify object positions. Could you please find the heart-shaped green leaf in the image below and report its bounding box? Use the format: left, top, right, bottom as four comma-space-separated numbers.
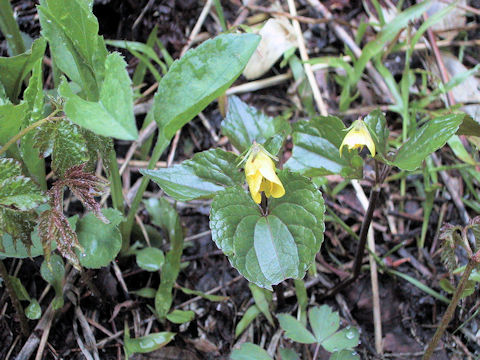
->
285, 116, 362, 178
141, 149, 243, 201
75, 208, 123, 268
153, 33, 260, 141
221, 96, 290, 152
210, 171, 324, 289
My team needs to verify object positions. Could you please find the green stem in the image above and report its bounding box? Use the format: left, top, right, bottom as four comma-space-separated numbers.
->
0, 259, 29, 337
422, 254, 479, 360
0, 110, 62, 157
108, 147, 125, 215
0, 0, 26, 56
121, 134, 169, 252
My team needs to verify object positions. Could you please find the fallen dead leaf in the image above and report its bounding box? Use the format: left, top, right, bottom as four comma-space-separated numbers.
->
243, 17, 297, 80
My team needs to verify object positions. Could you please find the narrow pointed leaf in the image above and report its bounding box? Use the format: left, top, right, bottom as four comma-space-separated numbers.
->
277, 313, 316, 344
21, 59, 46, 188
394, 114, 465, 171
59, 53, 138, 140
38, 0, 107, 99
124, 326, 175, 357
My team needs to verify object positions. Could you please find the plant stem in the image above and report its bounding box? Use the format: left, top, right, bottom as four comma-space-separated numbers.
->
422, 255, 479, 360
0, 259, 29, 337
0, 110, 62, 157
320, 185, 380, 299
121, 134, 169, 252
108, 148, 125, 215
312, 343, 321, 360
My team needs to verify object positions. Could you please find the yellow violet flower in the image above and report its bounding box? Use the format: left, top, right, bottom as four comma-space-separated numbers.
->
244, 145, 285, 204
339, 120, 375, 157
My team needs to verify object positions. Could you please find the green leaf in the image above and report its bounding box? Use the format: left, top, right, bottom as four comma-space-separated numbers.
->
135, 247, 165, 272
394, 114, 465, 171
329, 350, 360, 360
105, 37, 167, 78
254, 216, 300, 285
221, 96, 290, 152
278, 348, 300, 360
322, 326, 359, 352
131, 287, 156, 298
59, 53, 137, 140
75, 208, 123, 268
284, 116, 363, 178
34, 120, 89, 177
9, 275, 31, 301
353, 1, 431, 79
40, 254, 65, 309
25, 299, 42, 320
0, 37, 46, 101
0, 224, 45, 259
0, 0, 26, 56
230, 343, 273, 360
235, 305, 261, 338
38, 0, 107, 99
309, 305, 340, 343
124, 325, 175, 357
166, 309, 195, 324
364, 110, 389, 158
0, 158, 47, 210
0, 101, 28, 158
277, 313, 316, 344
144, 198, 184, 319
179, 286, 228, 302
153, 33, 260, 141
21, 59, 46, 189
0, 208, 36, 252
210, 171, 324, 289
248, 283, 274, 325
141, 149, 243, 201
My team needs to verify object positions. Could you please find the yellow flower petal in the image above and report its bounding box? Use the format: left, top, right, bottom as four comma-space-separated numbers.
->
339, 120, 375, 157
244, 146, 285, 203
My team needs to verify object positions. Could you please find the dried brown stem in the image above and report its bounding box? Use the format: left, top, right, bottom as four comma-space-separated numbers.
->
422, 252, 480, 360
